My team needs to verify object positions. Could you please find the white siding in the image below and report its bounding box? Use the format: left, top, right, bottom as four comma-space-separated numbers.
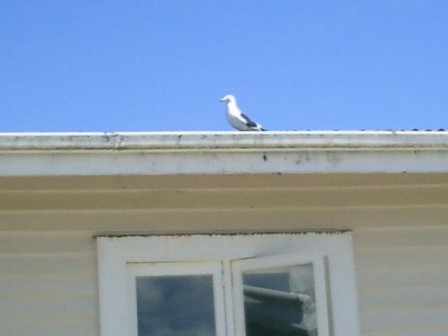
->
355, 226, 448, 336
0, 231, 98, 336
0, 174, 447, 336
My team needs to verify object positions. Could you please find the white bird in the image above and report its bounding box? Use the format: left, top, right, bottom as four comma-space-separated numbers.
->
220, 94, 266, 131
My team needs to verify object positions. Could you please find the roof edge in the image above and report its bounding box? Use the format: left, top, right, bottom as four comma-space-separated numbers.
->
1, 131, 448, 151
2, 132, 448, 176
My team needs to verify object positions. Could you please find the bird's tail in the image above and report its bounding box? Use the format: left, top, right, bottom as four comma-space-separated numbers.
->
248, 125, 267, 131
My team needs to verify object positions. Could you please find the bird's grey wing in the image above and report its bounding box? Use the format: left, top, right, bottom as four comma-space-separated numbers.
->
240, 113, 259, 128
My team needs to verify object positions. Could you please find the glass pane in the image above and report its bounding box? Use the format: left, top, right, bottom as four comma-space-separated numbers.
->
242, 263, 317, 336
136, 275, 216, 336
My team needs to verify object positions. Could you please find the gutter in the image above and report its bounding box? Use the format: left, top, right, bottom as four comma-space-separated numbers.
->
0, 132, 447, 176
0, 131, 448, 152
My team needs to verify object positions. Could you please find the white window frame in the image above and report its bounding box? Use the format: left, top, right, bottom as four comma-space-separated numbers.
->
127, 261, 227, 336
231, 252, 330, 336
97, 233, 360, 336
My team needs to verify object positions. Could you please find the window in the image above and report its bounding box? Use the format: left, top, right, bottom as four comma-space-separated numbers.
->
232, 252, 329, 336
97, 233, 360, 336
128, 262, 226, 336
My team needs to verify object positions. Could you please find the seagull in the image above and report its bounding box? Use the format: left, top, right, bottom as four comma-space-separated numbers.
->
219, 94, 266, 131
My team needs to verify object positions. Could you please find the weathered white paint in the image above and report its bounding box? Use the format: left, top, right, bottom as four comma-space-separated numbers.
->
0, 132, 447, 336
97, 234, 358, 336
1, 131, 448, 150
231, 252, 330, 336
1, 206, 448, 336
4, 194, 447, 336
127, 261, 227, 336
1, 132, 448, 176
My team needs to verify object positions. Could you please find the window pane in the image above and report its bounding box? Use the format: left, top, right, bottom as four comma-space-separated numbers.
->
136, 275, 216, 336
242, 264, 317, 336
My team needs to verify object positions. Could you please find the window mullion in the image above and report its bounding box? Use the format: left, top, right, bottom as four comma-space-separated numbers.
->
222, 260, 237, 336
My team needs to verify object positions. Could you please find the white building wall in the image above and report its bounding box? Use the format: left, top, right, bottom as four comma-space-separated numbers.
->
0, 174, 447, 336
355, 226, 448, 336
0, 229, 98, 336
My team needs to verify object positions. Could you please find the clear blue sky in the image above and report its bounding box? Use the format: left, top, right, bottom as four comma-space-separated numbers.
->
1, 1, 447, 132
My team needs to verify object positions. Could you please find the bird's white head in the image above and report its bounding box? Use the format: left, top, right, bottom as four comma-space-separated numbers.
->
219, 94, 236, 104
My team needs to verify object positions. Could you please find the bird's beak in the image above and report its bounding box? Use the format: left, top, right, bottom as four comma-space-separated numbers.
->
219, 98, 226, 102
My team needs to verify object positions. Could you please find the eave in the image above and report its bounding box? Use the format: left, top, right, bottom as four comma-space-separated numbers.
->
0, 131, 447, 176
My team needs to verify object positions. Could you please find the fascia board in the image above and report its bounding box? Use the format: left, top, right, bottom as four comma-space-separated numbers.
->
0, 132, 447, 176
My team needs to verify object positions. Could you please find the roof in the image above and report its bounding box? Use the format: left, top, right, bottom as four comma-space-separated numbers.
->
1, 131, 448, 176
